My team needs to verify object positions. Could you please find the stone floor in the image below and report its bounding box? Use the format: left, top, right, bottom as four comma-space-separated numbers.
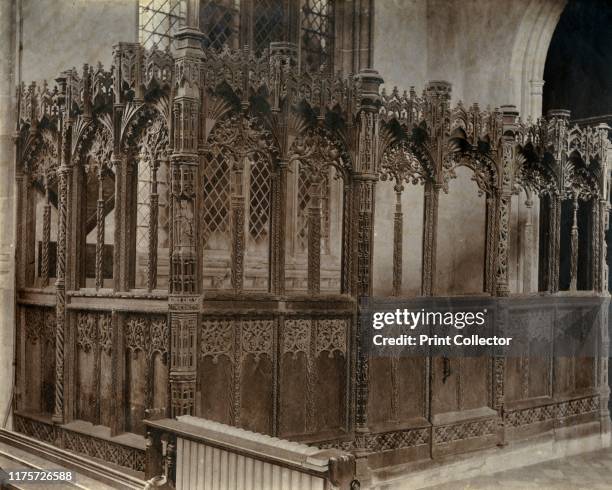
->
426, 447, 612, 490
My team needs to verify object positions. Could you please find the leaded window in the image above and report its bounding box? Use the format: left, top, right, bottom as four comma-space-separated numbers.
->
139, 0, 186, 50
200, 0, 240, 50
301, 0, 334, 71
253, 0, 285, 53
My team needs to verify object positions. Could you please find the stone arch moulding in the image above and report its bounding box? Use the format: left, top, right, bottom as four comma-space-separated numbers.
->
509, 0, 567, 120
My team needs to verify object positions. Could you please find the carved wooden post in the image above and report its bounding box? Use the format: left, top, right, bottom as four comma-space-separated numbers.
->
545, 193, 562, 293
591, 196, 601, 292
41, 172, 51, 287
421, 180, 440, 296
592, 124, 610, 292
147, 158, 160, 292
341, 181, 353, 295
352, 68, 382, 453
522, 196, 534, 292
168, 19, 203, 417
270, 160, 287, 295
421, 81, 451, 296
392, 185, 403, 296
53, 113, 69, 425
307, 177, 322, 294
230, 157, 245, 293
95, 166, 105, 290
112, 43, 144, 292
546, 109, 571, 293
493, 105, 520, 297
484, 196, 498, 294
569, 194, 579, 291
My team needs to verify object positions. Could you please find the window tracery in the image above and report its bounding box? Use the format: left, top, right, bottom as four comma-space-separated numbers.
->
301, 0, 334, 72
139, 0, 186, 50
200, 0, 240, 50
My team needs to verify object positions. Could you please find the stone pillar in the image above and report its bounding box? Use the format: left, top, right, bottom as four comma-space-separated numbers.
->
0, 0, 17, 429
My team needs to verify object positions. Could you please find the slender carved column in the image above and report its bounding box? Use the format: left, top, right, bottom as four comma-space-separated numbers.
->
169, 24, 203, 417
307, 177, 322, 294
270, 161, 287, 295
341, 181, 353, 295
230, 160, 245, 293
147, 159, 159, 292
41, 174, 51, 287
484, 196, 498, 294
599, 198, 609, 292
392, 185, 403, 296
569, 195, 579, 291
591, 197, 600, 291
353, 69, 383, 453
421, 180, 440, 296
494, 110, 519, 297
495, 192, 511, 296
522, 197, 534, 293
53, 142, 69, 425
545, 194, 561, 293
95, 168, 105, 290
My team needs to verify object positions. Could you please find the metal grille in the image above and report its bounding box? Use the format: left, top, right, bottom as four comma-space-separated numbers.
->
248, 157, 271, 245
139, 0, 186, 50
301, 0, 334, 72
253, 0, 285, 53
201, 0, 240, 50
201, 149, 231, 248
136, 159, 151, 250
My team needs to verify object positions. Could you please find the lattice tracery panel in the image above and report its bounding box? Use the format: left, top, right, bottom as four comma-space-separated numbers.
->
202, 148, 231, 249
248, 157, 271, 246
